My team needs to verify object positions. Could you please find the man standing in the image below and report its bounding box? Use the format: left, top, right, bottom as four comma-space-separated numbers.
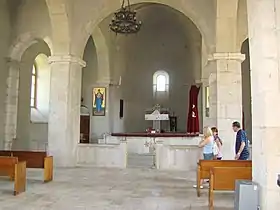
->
232, 121, 250, 160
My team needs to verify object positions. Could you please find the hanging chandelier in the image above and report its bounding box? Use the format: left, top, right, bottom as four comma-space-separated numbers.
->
109, 0, 142, 34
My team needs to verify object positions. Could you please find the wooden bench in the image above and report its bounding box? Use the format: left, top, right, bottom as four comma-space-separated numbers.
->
209, 167, 252, 210
0, 156, 26, 195
196, 160, 252, 197
0, 151, 53, 183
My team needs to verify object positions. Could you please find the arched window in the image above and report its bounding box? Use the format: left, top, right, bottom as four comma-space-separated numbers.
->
30, 64, 37, 107
156, 75, 167, 91
153, 71, 169, 95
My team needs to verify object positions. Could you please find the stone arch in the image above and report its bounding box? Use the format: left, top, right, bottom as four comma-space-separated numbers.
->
76, 0, 213, 57
91, 27, 110, 82
236, 0, 248, 51
5, 36, 52, 150
8, 32, 53, 61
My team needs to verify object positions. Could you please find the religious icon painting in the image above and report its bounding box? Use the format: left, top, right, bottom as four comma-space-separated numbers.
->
92, 87, 106, 116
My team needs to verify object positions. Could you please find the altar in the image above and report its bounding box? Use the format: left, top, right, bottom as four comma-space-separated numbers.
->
144, 104, 177, 133
105, 104, 202, 170
108, 133, 203, 170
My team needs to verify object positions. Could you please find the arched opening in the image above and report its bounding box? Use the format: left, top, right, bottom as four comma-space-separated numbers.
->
14, 40, 51, 150
30, 53, 51, 122
30, 64, 37, 108
98, 3, 202, 133
241, 38, 252, 142
81, 36, 99, 143
153, 70, 169, 94
156, 75, 166, 91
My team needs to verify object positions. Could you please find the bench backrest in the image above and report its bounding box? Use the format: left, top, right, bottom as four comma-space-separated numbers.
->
0, 156, 18, 166
0, 156, 18, 176
0, 151, 47, 168
210, 167, 252, 191
199, 160, 252, 179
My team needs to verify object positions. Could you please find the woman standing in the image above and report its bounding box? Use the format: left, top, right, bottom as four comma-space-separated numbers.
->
193, 127, 214, 189
199, 126, 214, 160
211, 127, 223, 160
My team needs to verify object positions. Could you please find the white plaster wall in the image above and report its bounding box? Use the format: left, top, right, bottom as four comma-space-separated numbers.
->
0, 1, 12, 149
29, 122, 48, 150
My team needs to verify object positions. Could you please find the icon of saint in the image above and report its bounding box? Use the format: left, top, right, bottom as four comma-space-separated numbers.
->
94, 89, 103, 113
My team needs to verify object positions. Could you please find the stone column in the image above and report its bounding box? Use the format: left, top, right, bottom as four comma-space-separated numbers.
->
210, 0, 245, 159
48, 55, 86, 167
247, 0, 280, 209
208, 53, 245, 159
202, 61, 216, 128
4, 59, 20, 150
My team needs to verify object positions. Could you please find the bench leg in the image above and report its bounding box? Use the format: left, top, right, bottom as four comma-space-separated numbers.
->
9, 170, 15, 181
208, 174, 214, 210
197, 166, 201, 197
14, 161, 26, 195
44, 156, 53, 182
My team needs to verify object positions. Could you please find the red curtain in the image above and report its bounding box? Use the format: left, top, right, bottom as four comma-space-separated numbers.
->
187, 85, 200, 134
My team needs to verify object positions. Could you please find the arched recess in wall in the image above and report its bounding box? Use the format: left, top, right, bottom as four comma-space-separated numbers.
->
93, 3, 203, 133
7, 38, 51, 150
241, 38, 252, 142
153, 70, 170, 96
81, 36, 99, 142
81, 35, 98, 105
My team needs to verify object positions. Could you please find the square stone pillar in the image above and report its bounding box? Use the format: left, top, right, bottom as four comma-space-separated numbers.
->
48, 55, 86, 167
208, 53, 245, 159
4, 59, 20, 150
247, 0, 280, 209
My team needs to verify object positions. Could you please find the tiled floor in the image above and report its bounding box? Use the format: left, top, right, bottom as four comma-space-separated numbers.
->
0, 166, 234, 210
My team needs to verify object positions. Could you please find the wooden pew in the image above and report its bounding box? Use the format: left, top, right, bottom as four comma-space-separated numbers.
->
196, 160, 252, 197
209, 167, 252, 210
0, 157, 26, 195
0, 151, 53, 183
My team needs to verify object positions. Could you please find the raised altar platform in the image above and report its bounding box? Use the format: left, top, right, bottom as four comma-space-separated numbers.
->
106, 133, 203, 171
111, 132, 199, 137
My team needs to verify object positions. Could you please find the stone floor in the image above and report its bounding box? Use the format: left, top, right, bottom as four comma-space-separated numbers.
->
0, 166, 234, 210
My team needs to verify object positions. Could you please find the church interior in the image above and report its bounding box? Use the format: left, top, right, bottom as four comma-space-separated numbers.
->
0, 0, 279, 209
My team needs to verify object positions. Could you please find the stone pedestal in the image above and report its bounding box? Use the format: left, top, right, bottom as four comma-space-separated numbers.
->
247, 0, 280, 209
209, 52, 245, 159
48, 55, 86, 167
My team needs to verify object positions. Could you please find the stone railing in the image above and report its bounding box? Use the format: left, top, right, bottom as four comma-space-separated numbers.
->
76, 140, 127, 168
155, 139, 202, 171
